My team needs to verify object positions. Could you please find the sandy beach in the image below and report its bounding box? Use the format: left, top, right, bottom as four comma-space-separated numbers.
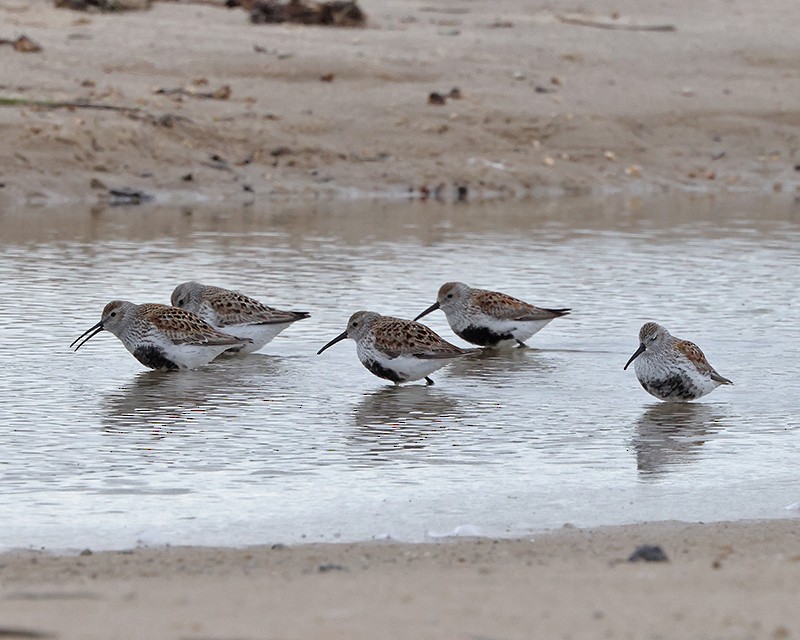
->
0, 519, 797, 639
2, 0, 800, 637
2, 0, 800, 206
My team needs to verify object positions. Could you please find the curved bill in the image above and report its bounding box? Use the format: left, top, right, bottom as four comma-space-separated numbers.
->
623, 343, 646, 370
412, 301, 440, 322
70, 321, 105, 351
316, 330, 348, 355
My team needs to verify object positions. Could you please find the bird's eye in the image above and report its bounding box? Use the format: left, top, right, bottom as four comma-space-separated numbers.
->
177, 299, 185, 306
352, 322, 359, 327
110, 312, 117, 318
446, 293, 453, 299
649, 335, 657, 342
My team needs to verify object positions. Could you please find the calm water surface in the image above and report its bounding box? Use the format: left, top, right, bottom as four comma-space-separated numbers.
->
0, 195, 798, 550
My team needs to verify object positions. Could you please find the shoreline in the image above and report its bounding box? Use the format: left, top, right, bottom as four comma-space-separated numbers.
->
0, 502, 800, 558
3, 0, 800, 208
1, 518, 798, 639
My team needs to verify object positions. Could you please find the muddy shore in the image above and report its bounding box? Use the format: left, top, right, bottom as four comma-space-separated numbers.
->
2, 0, 799, 207
0, 519, 797, 639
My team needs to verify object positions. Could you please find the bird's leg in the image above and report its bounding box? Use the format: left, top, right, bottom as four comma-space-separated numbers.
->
516, 340, 528, 348
425, 376, 435, 385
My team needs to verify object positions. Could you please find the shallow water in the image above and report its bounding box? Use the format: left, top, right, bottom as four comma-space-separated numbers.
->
0, 194, 798, 550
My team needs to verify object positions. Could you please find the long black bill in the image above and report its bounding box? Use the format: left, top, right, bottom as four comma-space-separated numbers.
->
70, 322, 105, 351
412, 301, 440, 322
317, 331, 348, 355
623, 343, 646, 370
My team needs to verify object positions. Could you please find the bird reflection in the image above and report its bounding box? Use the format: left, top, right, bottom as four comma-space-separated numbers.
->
444, 346, 556, 381
348, 386, 460, 464
633, 403, 727, 477
102, 355, 286, 435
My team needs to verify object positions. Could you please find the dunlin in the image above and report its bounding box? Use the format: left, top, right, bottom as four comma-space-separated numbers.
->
414, 281, 570, 347
624, 322, 733, 402
71, 301, 251, 370
170, 282, 310, 354
317, 311, 478, 385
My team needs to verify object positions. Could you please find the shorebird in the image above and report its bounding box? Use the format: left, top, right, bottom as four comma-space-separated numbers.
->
170, 282, 310, 354
624, 322, 733, 402
317, 310, 478, 385
71, 301, 251, 370
414, 281, 570, 347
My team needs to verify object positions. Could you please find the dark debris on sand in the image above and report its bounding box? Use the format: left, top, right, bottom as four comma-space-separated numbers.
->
54, 0, 151, 11
242, 0, 365, 26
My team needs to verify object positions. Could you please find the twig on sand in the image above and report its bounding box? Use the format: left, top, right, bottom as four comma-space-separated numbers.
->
557, 14, 676, 32
0, 97, 140, 112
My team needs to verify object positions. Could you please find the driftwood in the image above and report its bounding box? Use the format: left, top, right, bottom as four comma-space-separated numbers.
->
557, 14, 676, 32
0, 97, 139, 112
153, 84, 232, 100
54, 0, 151, 11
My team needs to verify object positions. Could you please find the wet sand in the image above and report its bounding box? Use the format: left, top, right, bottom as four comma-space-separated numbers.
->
2, 0, 800, 206
0, 519, 798, 639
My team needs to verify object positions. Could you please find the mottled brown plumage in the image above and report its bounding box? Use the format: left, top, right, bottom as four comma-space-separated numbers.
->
414, 281, 570, 347
71, 300, 249, 371
318, 310, 477, 385
369, 315, 474, 359
626, 322, 732, 401
171, 282, 310, 355
470, 288, 567, 322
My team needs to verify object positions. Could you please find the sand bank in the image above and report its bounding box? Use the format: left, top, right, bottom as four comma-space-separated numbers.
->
1, 519, 798, 639
2, 0, 800, 206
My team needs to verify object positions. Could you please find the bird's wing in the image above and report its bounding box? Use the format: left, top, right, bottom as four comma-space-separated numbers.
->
675, 339, 732, 384
472, 289, 569, 321
206, 290, 309, 326
142, 304, 247, 346
374, 317, 469, 359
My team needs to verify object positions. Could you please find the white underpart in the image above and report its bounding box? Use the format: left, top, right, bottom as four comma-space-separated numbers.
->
356, 343, 458, 383
215, 322, 293, 355
448, 310, 554, 344
633, 351, 722, 401
121, 331, 235, 370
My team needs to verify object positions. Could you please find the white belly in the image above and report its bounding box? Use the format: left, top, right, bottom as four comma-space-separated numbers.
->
356, 344, 458, 383
634, 357, 721, 402
215, 323, 293, 355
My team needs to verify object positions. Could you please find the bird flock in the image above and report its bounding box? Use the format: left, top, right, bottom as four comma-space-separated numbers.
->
71, 281, 732, 403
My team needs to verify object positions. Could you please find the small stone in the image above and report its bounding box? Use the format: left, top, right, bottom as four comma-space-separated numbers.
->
12, 35, 43, 53
628, 545, 668, 562
318, 563, 346, 572
79, 548, 93, 556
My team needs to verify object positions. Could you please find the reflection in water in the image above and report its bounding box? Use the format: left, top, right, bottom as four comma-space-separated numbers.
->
102, 355, 285, 434
633, 403, 726, 477
348, 386, 460, 464
445, 346, 556, 381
